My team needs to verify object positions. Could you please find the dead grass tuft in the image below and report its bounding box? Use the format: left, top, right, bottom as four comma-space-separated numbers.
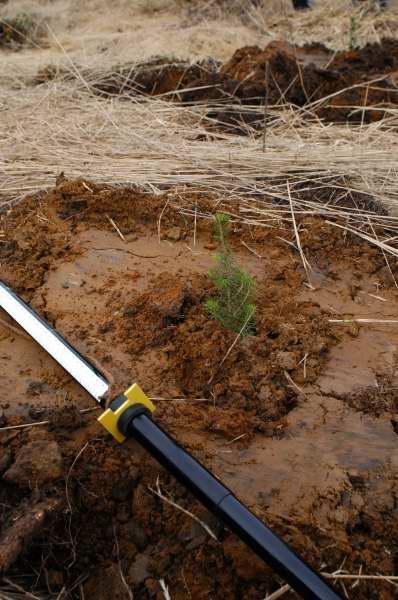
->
250, 0, 398, 50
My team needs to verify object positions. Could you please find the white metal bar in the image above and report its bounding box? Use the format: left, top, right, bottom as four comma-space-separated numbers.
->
0, 281, 109, 402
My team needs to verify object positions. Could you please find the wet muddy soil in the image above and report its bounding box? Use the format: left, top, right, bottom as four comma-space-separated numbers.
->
89, 38, 398, 129
1, 179, 398, 598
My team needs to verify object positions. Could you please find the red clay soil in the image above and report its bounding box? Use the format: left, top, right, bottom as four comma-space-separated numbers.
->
1, 178, 398, 598
91, 38, 398, 127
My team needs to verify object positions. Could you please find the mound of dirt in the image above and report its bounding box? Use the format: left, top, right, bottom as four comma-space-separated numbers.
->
92, 57, 220, 98
90, 38, 398, 128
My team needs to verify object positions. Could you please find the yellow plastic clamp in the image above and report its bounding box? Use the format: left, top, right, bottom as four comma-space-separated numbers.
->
98, 383, 155, 443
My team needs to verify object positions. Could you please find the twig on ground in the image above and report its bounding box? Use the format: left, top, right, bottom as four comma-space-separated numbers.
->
367, 293, 387, 302
148, 476, 218, 541
287, 182, 313, 288
106, 214, 126, 241
297, 353, 308, 380
180, 568, 192, 598
262, 61, 269, 152
113, 526, 134, 600
157, 197, 170, 243
149, 397, 210, 402
225, 433, 248, 445
264, 584, 290, 600
241, 240, 263, 258
264, 571, 398, 599
193, 199, 198, 247
159, 579, 171, 600
329, 318, 398, 324
284, 370, 305, 395
65, 441, 92, 569
56, 586, 67, 600
82, 182, 93, 193
2, 577, 44, 600
0, 407, 99, 432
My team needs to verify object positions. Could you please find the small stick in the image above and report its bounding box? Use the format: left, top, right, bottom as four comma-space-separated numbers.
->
329, 319, 398, 324
241, 240, 263, 258
65, 441, 94, 569
284, 371, 305, 395
149, 397, 210, 403
287, 182, 313, 289
298, 352, 308, 380
264, 584, 290, 600
262, 61, 269, 152
323, 573, 398, 582
157, 197, 170, 243
82, 182, 93, 193
159, 579, 172, 600
149, 476, 218, 541
193, 199, 198, 247
367, 293, 387, 302
2, 578, 43, 600
0, 407, 99, 432
225, 433, 248, 445
56, 586, 67, 600
113, 526, 133, 600
106, 214, 126, 242
264, 572, 398, 599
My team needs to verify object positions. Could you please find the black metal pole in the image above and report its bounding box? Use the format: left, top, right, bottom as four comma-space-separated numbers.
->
122, 413, 342, 600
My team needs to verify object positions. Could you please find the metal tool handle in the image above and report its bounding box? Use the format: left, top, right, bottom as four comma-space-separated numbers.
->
121, 412, 342, 600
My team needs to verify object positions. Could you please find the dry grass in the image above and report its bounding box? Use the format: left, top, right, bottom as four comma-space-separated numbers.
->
0, 578, 52, 599
2, 0, 398, 264
2, 67, 398, 254
250, 0, 398, 50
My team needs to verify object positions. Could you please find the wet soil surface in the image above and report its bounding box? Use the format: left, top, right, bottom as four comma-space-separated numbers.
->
1, 179, 398, 598
88, 38, 398, 129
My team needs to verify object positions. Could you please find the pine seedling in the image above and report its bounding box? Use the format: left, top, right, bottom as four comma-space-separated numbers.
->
205, 213, 256, 336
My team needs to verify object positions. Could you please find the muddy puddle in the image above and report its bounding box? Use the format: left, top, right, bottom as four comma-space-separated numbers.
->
0, 179, 398, 598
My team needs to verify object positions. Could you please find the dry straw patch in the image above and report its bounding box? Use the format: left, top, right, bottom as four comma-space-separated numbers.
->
2, 0, 398, 259
250, 0, 398, 50
2, 70, 398, 255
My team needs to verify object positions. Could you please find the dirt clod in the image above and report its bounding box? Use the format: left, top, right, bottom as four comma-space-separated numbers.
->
275, 351, 297, 371
83, 563, 133, 600
3, 439, 63, 487
164, 226, 183, 242
0, 498, 62, 575
128, 553, 153, 586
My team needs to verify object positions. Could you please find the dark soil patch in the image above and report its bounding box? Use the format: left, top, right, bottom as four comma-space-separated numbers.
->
91, 57, 219, 98
88, 38, 398, 129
